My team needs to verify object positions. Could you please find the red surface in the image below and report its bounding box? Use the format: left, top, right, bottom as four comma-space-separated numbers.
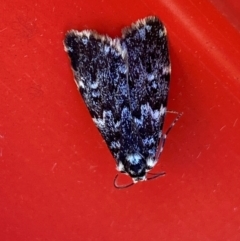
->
1, 0, 240, 240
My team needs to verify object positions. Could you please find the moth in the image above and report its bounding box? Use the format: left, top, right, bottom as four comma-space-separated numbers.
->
64, 16, 182, 188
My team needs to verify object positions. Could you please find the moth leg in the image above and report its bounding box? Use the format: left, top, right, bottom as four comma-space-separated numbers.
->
166, 110, 181, 115
156, 112, 183, 160
165, 111, 183, 135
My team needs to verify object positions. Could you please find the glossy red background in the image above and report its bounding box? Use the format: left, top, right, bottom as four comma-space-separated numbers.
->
1, 0, 240, 240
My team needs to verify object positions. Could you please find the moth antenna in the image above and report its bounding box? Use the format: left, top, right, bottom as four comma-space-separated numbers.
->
147, 172, 166, 181
113, 174, 134, 189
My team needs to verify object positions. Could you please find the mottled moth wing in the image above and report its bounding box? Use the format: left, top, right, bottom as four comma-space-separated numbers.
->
64, 16, 171, 183
64, 31, 130, 162
121, 16, 170, 170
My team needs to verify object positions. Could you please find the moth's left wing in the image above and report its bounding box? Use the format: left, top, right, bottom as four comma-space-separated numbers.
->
121, 16, 171, 169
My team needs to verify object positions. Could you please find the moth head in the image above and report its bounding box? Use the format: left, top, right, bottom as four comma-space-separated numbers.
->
126, 153, 147, 180
116, 153, 147, 182
115, 153, 165, 189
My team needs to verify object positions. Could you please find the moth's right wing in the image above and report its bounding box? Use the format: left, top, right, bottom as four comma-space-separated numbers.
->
64, 30, 130, 162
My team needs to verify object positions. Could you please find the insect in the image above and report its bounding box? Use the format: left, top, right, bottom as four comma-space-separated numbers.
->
64, 16, 182, 188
